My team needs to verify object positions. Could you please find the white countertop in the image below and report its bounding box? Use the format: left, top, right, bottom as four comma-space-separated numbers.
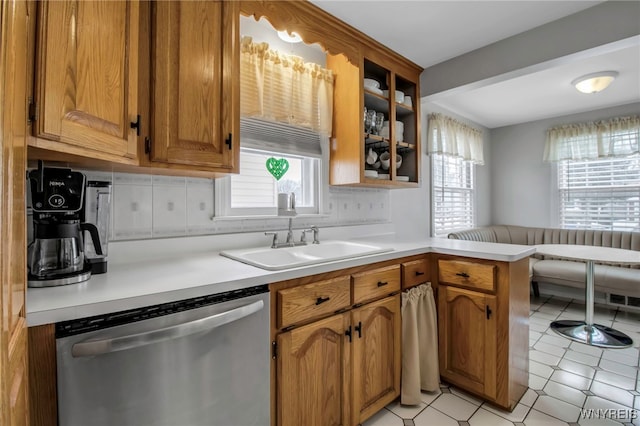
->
27, 236, 535, 326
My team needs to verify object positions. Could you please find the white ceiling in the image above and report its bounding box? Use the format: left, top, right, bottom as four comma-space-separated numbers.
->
309, 0, 640, 128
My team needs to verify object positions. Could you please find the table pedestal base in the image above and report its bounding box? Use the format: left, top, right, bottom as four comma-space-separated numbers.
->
551, 320, 633, 348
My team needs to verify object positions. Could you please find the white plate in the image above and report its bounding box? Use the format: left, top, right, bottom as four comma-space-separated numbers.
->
377, 173, 390, 180
365, 86, 383, 96
397, 176, 409, 182
364, 170, 378, 178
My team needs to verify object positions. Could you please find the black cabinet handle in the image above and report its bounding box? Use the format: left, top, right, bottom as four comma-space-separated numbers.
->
315, 296, 330, 305
345, 326, 352, 342
456, 272, 470, 278
377, 281, 388, 287
225, 133, 232, 150
354, 321, 362, 338
486, 305, 492, 320
130, 114, 141, 136
415, 271, 425, 276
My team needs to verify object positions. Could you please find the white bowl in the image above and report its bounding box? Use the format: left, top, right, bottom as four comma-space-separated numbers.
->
397, 175, 409, 182
378, 173, 390, 180
394, 90, 405, 104
363, 78, 380, 89
396, 154, 402, 169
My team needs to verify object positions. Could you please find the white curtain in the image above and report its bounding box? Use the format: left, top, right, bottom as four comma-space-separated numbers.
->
427, 113, 484, 165
240, 36, 334, 137
401, 283, 439, 405
543, 115, 640, 162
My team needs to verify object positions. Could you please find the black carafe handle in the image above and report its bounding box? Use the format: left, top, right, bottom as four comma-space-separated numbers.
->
80, 222, 103, 256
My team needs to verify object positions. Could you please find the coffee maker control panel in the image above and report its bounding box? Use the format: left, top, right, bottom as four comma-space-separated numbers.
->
28, 167, 86, 213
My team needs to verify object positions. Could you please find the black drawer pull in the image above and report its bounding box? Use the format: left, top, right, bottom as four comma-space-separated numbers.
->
456, 272, 470, 278
377, 281, 388, 287
415, 271, 425, 276
315, 296, 330, 305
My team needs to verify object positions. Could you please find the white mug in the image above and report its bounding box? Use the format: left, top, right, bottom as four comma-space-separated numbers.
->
366, 148, 378, 165
379, 151, 390, 170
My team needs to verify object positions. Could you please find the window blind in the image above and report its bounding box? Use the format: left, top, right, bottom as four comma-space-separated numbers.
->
558, 155, 640, 231
432, 153, 475, 237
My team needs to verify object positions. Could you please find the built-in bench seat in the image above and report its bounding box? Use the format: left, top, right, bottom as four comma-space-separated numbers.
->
447, 225, 640, 301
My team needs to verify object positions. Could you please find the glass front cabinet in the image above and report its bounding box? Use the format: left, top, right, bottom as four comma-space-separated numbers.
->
328, 48, 421, 188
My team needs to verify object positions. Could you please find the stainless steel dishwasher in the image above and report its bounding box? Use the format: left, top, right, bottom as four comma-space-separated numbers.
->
56, 285, 270, 426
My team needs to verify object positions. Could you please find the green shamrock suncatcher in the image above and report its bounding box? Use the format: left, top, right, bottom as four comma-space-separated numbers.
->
266, 157, 289, 180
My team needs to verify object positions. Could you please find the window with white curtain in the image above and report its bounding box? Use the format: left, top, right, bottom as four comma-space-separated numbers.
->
427, 113, 483, 237
431, 154, 475, 237
546, 115, 640, 231
558, 155, 640, 231
216, 35, 333, 217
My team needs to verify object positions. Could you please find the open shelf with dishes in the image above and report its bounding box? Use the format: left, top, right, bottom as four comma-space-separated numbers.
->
327, 49, 421, 188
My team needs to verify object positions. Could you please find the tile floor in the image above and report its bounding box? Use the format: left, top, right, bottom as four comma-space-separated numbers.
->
364, 295, 640, 426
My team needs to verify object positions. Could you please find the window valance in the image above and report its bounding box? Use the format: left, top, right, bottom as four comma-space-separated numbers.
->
427, 113, 484, 165
543, 115, 640, 162
240, 36, 334, 136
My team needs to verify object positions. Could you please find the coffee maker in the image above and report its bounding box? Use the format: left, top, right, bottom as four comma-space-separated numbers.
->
27, 163, 103, 287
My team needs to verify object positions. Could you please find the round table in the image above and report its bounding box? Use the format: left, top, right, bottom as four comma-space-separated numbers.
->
533, 244, 640, 348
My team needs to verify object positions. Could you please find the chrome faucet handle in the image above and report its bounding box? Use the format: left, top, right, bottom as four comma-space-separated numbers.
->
264, 232, 278, 249
310, 226, 320, 244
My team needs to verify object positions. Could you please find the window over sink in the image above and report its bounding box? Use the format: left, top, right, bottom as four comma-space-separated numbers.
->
215, 148, 320, 217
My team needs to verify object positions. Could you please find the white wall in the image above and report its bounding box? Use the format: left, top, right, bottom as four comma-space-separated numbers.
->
490, 102, 640, 227
389, 100, 492, 238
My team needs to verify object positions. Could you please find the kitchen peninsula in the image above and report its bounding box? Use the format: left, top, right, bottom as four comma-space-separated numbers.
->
28, 232, 534, 425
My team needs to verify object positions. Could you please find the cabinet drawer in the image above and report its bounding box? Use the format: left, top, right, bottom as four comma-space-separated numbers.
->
353, 265, 401, 304
402, 258, 429, 289
438, 259, 496, 292
277, 276, 351, 328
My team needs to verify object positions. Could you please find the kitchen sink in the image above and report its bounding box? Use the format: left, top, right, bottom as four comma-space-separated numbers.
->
220, 240, 393, 270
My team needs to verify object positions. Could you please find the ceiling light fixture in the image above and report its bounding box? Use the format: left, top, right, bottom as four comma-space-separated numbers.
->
277, 30, 302, 44
571, 71, 619, 94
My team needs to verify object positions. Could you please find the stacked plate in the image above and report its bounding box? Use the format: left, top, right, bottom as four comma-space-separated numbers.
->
364, 78, 382, 95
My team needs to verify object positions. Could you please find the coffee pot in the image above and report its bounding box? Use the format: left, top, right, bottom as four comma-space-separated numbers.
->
27, 163, 103, 287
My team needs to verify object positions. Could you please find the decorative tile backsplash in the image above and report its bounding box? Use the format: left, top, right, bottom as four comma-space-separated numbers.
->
81, 170, 390, 242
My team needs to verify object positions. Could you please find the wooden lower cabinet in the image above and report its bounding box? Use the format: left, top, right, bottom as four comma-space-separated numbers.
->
438, 286, 497, 399
352, 295, 401, 425
435, 255, 529, 411
277, 313, 351, 426
273, 261, 409, 426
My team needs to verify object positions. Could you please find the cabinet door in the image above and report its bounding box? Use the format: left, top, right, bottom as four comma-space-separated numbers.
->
1, 0, 32, 424
277, 313, 351, 426
438, 286, 497, 399
352, 295, 401, 425
35, 0, 138, 158
150, 0, 237, 171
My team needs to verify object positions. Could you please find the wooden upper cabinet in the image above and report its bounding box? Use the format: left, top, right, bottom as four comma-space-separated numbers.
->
149, 0, 238, 172
327, 48, 421, 189
34, 0, 139, 160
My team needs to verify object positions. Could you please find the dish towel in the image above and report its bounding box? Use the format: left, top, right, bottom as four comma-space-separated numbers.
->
401, 283, 439, 405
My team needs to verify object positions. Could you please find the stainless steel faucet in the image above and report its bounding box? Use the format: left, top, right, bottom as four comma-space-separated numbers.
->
265, 222, 320, 249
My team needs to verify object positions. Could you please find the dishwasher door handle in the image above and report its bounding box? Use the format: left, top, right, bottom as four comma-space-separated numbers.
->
71, 299, 264, 358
